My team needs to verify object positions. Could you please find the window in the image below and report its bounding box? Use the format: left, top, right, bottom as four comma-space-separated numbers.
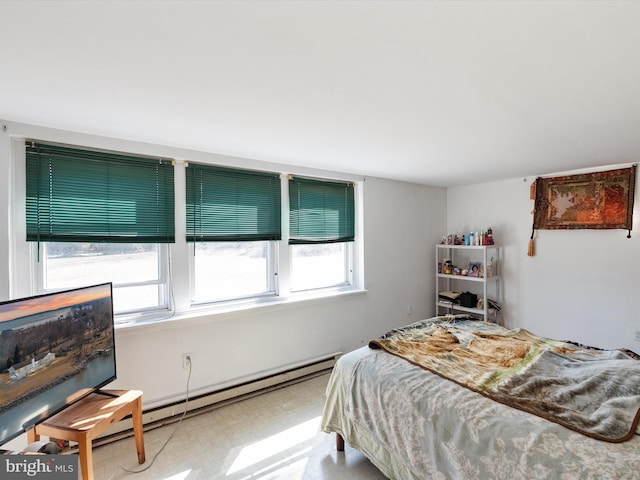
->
37, 242, 169, 314
289, 177, 355, 292
290, 242, 352, 291
25, 142, 175, 315
191, 241, 275, 303
186, 163, 281, 304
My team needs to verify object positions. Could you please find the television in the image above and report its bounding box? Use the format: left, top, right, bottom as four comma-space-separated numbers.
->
0, 283, 116, 446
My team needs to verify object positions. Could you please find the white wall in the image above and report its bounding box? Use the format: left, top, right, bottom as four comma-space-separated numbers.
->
0, 122, 446, 412
446, 170, 640, 351
0, 129, 11, 298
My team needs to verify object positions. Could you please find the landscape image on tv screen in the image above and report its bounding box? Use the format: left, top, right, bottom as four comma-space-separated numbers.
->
0, 283, 116, 445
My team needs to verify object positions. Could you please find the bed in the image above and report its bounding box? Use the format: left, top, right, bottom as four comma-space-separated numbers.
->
320, 315, 640, 479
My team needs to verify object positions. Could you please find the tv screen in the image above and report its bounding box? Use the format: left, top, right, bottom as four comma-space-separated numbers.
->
0, 283, 116, 446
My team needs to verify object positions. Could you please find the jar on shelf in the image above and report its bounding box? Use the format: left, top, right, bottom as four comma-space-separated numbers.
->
443, 259, 453, 274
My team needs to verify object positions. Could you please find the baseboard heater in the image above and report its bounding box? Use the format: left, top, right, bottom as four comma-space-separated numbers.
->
91, 352, 341, 447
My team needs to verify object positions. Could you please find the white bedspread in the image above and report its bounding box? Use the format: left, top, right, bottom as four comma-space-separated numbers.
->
321, 346, 640, 480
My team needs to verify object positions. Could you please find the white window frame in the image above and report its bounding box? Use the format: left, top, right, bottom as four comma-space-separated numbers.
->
31, 242, 172, 321
188, 240, 279, 306
289, 241, 354, 293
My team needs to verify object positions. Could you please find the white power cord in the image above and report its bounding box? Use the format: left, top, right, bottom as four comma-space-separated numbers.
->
106, 356, 192, 479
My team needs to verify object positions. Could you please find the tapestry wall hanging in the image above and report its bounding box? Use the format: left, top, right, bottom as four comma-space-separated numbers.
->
528, 165, 636, 256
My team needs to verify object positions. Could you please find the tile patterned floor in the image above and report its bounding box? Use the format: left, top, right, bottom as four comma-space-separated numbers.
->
92, 373, 387, 480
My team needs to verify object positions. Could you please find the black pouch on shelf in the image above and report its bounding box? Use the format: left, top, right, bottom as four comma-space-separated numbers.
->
459, 292, 478, 308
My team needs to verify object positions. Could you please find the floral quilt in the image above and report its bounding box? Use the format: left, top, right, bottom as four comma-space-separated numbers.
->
369, 316, 640, 442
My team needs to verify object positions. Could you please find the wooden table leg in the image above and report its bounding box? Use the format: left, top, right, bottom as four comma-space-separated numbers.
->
132, 396, 146, 464
336, 432, 345, 451
27, 429, 38, 444
77, 432, 93, 480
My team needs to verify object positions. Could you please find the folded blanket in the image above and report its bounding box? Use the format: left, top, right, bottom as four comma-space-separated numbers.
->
370, 316, 640, 442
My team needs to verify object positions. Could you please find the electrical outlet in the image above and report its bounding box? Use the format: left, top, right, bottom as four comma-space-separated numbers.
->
182, 353, 192, 369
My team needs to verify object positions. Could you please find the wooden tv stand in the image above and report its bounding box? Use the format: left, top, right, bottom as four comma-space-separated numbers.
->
27, 389, 145, 480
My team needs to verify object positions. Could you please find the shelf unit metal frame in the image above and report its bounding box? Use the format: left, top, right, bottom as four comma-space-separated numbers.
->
436, 244, 500, 321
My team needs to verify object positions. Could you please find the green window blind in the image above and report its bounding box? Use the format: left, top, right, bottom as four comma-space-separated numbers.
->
289, 177, 355, 245
186, 163, 281, 242
26, 142, 175, 243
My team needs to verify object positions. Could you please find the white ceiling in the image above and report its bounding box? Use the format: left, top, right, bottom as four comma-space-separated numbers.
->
1, 1, 639, 187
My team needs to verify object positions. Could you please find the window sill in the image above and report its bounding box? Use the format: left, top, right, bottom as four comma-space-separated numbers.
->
114, 287, 367, 333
